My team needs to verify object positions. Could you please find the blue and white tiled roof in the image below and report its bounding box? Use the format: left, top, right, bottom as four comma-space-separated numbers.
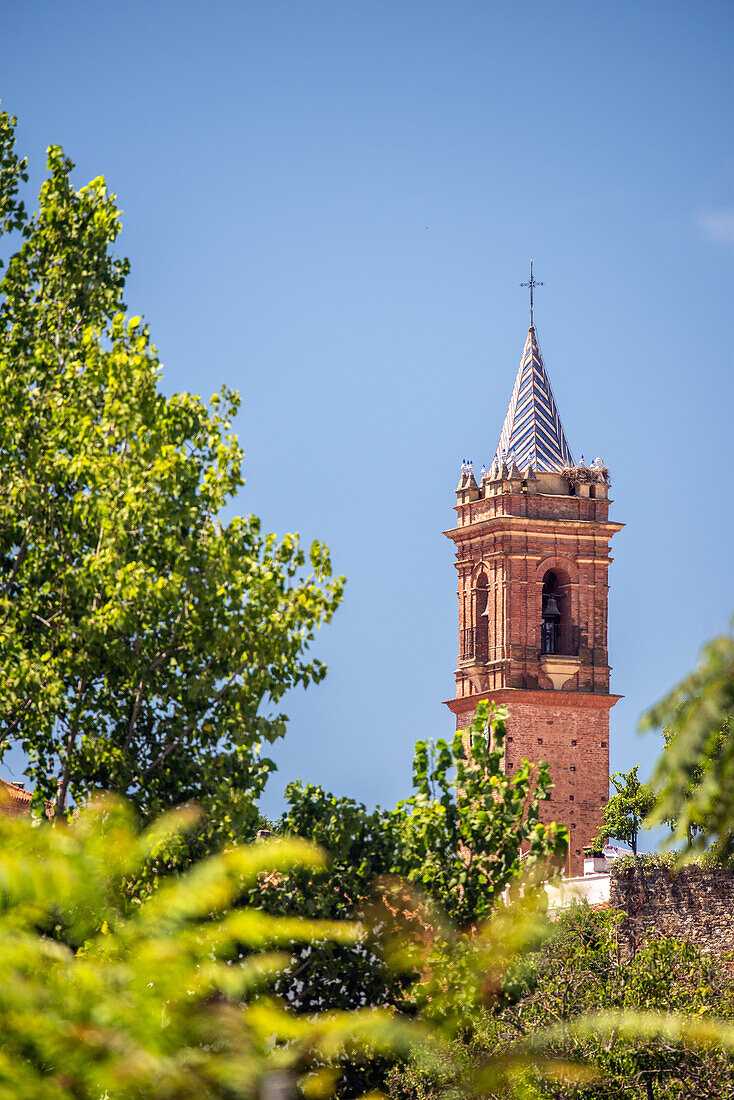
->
493, 327, 574, 472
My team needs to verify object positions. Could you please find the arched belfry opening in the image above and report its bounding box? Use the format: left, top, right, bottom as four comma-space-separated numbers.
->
541, 568, 576, 656
475, 572, 488, 661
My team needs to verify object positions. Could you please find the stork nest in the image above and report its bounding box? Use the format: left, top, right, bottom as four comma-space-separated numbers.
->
562, 463, 611, 487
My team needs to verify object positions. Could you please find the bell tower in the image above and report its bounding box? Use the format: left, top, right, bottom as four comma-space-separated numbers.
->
444, 321, 623, 877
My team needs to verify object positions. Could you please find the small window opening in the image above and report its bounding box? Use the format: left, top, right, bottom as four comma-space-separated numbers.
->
569, 484, 576, 495
570, 765, 576, 773
541, 571, 561, 654
537, 737, 543, 745
475, 573, 489, 661
569, 795, 574, 802
589, 485, 596, 499
571, 739, 577, 746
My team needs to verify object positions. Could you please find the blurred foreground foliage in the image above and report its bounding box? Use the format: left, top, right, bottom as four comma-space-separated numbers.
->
4, 794, 732, 1100
0, 797, 425, 1100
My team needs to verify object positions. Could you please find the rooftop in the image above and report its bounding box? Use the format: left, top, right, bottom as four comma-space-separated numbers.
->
493, 326, 574, 473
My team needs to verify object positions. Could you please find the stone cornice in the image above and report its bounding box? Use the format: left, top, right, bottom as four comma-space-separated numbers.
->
444, 516, 624, 540
443, 688, 622, 715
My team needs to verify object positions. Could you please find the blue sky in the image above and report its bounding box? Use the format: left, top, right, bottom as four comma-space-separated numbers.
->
2, 2, 733, 842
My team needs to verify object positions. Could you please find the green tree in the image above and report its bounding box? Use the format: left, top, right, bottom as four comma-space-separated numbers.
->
391, 700, 567, 924
642, 624, 734, 857
0, 109, 342, 845
658, 715, 732, 848
594, 766, 657, 855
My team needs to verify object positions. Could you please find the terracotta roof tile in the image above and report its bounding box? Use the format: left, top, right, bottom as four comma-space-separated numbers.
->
0, 777, 33, 817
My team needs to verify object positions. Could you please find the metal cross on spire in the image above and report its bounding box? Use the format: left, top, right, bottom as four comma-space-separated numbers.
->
520, 258, 544, 328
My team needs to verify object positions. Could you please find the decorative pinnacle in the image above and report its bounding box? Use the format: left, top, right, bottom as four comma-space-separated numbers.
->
520, 258, 544, 328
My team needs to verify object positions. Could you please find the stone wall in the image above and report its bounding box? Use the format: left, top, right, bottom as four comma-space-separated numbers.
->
610, 860, 734, 958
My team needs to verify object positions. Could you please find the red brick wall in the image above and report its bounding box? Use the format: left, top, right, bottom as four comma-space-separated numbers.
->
505, 699, 609, 877
453, 696, 610, 877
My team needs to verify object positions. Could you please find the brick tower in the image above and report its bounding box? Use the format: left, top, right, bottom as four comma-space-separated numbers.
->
444, 321, 622, 877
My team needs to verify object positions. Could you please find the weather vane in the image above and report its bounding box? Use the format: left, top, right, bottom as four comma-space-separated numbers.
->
520, 259, 544, 328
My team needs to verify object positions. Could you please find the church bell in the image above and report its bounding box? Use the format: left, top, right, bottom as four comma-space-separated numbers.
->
542, 593, 561, 621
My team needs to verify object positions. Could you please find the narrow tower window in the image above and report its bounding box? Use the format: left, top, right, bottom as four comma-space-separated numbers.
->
475, 573, 489, 661
541, 571, 561, 654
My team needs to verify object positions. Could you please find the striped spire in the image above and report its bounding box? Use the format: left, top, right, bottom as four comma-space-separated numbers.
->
493, 327, 574, 472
